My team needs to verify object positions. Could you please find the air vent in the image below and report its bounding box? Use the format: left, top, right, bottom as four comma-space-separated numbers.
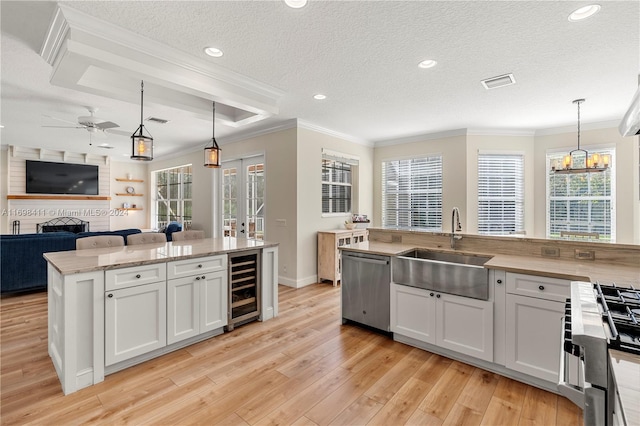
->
481, 73, 516, 90
97, 145, 114, 149
145, 117, 170, 124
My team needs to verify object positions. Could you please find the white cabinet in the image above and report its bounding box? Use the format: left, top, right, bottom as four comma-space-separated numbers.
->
505, 272, 569, 383
105, 281, 167, 366
391, 283, 494, 362
436, 292, 494, 361
391, 283, 436, 343
167, 255, 227, 345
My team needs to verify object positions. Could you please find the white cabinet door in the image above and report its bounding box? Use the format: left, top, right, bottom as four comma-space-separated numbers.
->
390, 283, 436, 344
168, 271, 228, 344
505, 293, 564, 382
200, 271, 227, 333
105, 282, 166, 366
436, 293, 493, 362
167, 277, 200, 345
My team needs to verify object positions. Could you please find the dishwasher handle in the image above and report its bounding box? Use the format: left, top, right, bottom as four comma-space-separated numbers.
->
343, 255, 389, 266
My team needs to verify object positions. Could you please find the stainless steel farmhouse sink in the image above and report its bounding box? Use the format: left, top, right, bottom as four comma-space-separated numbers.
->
392, 250, 493, 300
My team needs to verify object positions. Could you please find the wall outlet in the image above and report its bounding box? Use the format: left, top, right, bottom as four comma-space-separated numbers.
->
391, 234, 402, 243
276, 219, 287, 227
574, 249, 595, 261
283, 265, 287, 273
541, 247, 560, 257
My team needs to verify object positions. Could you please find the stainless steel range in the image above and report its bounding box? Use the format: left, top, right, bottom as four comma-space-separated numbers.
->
559, 281, 640, 426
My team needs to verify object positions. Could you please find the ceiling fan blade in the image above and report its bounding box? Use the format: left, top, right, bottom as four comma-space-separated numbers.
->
43, 114, 79, 126
42, 125, 85, 129
96, 121, 119, 130
105, 129, 133, 137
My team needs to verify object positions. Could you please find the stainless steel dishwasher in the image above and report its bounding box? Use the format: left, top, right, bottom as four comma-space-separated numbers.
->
341, 250, 391, 332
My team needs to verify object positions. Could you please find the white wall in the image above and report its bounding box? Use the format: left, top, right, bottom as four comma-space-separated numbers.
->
1, 147, 9, 234
296, 127, 374, 287
373, 134, 467, 230
533, 127, 640, 244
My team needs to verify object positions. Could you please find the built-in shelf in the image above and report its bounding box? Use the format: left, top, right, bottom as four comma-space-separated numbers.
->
115, 178, 144, 183
7, 194, 111, 201
116, 208, 143, 211
115, 193, 144, 197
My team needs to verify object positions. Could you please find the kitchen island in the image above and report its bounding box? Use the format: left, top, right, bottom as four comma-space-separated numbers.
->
44, 237, 278, 395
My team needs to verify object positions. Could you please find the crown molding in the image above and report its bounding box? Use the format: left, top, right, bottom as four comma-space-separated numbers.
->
534, 120, 621, 136
374, 128, 468, 147
467, 128, 535, 137
297, 120, 372, 146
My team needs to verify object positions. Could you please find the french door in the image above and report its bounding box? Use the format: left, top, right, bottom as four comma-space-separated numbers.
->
221, 156, 265, 241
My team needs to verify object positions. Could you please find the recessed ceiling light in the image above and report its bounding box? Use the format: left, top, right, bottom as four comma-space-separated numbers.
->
285, 0, 307, 8
313, 94, 326, 100
568, 5, 601, 22
418, 60, 437, 69
204, 47, 223, 57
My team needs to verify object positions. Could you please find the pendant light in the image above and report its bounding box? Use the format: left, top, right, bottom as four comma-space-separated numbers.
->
204, 101, 221, 168
131, 80, 153, 161
551, 99, 609, 174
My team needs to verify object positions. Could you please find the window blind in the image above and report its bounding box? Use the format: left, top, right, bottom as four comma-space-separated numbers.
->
477, 154, 524, 235
547, 149, 615, 242
382, 156, 442, 230
322, 157, 353, 214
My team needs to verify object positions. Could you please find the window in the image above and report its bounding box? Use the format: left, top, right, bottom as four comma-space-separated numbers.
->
477, 153, 524, 235
322, 154, 355, 214
547, 149, 615, 242
382, 156, 442, 230
153, 165, 192, 230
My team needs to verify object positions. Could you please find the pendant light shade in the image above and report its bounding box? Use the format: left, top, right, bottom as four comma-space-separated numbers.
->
204, 101, 221, 168
131, 80, 153, 161
551, 99, 609, 174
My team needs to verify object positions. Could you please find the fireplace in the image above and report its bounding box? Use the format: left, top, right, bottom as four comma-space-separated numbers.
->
37, 217, 89, 233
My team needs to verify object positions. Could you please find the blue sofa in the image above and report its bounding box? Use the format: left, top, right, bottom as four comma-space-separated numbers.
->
1, 228, 143, 294
1, 232, 78, 294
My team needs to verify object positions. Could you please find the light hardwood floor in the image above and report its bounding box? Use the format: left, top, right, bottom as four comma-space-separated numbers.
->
1, 284, 583, 425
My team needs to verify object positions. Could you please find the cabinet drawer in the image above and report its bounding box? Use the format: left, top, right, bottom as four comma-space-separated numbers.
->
168, 255, 227, 279
505, 272, 570, 302
106, 263, 166, 291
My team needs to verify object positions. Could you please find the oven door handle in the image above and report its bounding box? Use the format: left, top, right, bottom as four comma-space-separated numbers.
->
557, 316, 585, 408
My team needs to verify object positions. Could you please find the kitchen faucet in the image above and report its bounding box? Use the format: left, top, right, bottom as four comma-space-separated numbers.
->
451, 207, 462, 249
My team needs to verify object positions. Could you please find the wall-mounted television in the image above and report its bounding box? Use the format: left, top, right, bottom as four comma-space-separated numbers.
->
26, 160, 99, 195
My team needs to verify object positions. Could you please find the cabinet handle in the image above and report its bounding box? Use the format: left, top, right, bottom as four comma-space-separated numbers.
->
202, 276, 206, 280
198, 264, 203, 268
135, 274, 141, 279
496, 279, 503, 284
430, 292, 434, 297
108, 294, 113, 298
539, 285, 545, 291
436, 294, 441, 298
196, 276, 201, 280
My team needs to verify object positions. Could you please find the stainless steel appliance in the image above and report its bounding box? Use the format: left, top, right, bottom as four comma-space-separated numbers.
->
341, 251, 390, 332
559, 281, 640, 425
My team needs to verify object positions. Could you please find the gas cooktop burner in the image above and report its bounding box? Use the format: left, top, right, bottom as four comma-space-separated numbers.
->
594, 282, 640, 355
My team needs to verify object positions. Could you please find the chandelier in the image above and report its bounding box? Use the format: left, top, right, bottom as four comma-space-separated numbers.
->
551, 99, 609, 174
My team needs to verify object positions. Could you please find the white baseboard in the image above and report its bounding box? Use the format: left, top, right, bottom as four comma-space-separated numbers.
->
278, 274, 318, 288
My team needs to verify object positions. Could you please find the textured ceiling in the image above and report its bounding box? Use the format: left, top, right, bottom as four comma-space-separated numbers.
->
1, 1, 638, 160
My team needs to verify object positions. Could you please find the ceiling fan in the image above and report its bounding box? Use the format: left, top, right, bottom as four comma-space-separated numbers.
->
43, 107, 131, 144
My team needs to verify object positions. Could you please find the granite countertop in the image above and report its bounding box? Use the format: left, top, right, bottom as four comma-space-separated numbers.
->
609, 349, 640, 426
341, 242, 640, 285
44, 237, 278, 275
